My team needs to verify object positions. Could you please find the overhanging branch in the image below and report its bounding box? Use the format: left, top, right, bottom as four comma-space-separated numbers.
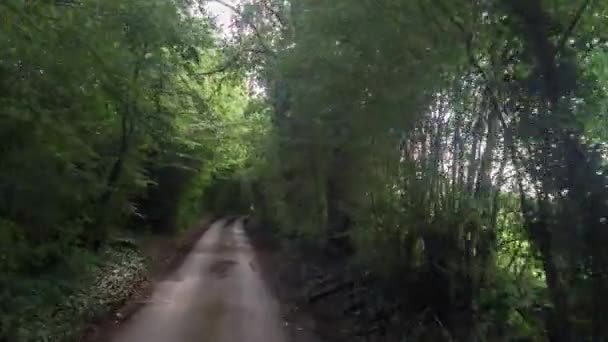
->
557, 0, 594, 54
202, 0, 277, 57
261, 0, 286, 27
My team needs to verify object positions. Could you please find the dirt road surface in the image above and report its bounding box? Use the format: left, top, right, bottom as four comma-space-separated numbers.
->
110, 218, 308, 342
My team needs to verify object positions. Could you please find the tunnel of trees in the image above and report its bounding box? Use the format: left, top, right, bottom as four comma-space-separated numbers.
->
1, 0, 608, 341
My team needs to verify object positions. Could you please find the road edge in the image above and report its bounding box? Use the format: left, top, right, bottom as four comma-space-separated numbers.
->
80, 217, 217, 342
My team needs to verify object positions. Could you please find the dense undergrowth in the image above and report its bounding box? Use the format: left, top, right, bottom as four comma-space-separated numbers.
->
1, 244, 146, 341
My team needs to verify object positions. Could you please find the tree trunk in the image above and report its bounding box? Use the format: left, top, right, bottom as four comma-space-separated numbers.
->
325, 148, 352, 255
475, 108, 497, 199
502, 1, 591, 339
451, 109, 463, 209
466, 119, 482, 194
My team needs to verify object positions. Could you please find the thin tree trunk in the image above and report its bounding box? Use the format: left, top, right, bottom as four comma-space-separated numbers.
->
475, 108, 497, 199
490, 123, 510, 231
466, 118, 482, 194
452, 109, 462, 210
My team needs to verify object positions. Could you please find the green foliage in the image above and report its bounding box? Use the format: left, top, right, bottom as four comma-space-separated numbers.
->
0, 0, 255, 338
3, 0, 608, 340
1, 245, 146, 341
238, 0, 608, 340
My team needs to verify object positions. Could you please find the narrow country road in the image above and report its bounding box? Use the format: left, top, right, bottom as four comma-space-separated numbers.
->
110, 218, 298, 342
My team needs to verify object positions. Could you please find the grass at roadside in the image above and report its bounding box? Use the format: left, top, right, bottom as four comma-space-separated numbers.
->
1, 219, 213, 342
1, 244, 147, 342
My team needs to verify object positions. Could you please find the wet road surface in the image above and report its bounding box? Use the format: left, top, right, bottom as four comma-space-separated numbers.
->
111, 219, 292, 342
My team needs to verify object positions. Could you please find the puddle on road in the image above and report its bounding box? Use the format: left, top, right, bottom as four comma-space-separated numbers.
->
207, 259, 237, 278
249, 259, 258, 272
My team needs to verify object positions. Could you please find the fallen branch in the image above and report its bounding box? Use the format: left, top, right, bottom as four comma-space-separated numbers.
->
307, 280, 355, 303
